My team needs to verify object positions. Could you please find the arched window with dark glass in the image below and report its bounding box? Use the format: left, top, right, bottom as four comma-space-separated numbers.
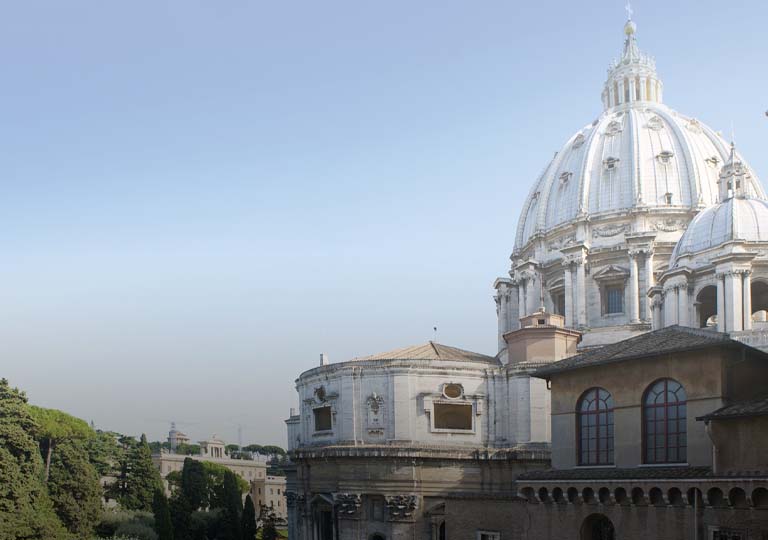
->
643, 379, 687, 463
577, 388, 614, 465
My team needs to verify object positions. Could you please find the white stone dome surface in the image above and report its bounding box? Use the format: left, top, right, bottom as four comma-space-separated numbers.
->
515, 104, 765, 250
670, 196, 768, 267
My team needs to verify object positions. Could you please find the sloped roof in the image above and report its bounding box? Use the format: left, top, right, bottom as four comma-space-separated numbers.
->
698, 395, 768, 421
534, 326, 754, 377
353, 341, 497, 365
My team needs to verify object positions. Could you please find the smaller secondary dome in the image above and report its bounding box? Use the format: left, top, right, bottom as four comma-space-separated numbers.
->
670, 196, 768, 267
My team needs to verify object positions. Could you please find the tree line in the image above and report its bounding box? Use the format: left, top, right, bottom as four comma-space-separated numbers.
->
0, 378, 283, 540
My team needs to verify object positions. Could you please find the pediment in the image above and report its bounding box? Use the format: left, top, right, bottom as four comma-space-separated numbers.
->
592, 264, 629, 282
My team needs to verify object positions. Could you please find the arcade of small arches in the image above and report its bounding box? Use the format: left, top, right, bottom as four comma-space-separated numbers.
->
518, 484, 768, 510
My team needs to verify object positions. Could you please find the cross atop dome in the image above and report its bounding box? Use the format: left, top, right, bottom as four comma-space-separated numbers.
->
625, 1, 633, 21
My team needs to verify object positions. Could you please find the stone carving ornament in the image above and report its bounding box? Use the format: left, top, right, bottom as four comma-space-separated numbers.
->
385, 495, 418, 519
548, 234, 576, 251
654, 218, 686, 232
334, 493, 362, 515
366, 393, 385, 435
591, 223, 629, 238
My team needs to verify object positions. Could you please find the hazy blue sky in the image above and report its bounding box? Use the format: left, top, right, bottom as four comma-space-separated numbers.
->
1, 0, 766, 445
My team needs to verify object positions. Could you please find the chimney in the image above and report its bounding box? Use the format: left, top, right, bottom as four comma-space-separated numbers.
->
320, 353, 329, 366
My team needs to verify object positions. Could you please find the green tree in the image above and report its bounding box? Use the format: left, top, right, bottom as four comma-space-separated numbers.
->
0, 379, 67, 540
174, 443, 201, 456
153, 488, 174, 540
115, 434, 163, 511
241, 494, 257, 540
260, 509, 279, 540
180, 458, 208, 511
202, 461, 249, 509
87, 429, 124, 478
220, 470, 242, 540
169, 495, 193, 540
47, 438, 102, 537
29, 405, 93, 482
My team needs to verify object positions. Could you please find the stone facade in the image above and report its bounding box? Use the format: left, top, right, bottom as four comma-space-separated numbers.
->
284, 315, 571, 540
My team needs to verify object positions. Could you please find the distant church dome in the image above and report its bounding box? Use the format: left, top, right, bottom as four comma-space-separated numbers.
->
671, 146, 768, 268
514, 22, 764, 250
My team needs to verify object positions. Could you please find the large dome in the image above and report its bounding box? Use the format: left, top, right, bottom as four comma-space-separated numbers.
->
514, 23, 765, 251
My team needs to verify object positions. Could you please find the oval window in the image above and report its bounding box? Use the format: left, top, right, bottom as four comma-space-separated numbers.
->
443, 384, 463, 399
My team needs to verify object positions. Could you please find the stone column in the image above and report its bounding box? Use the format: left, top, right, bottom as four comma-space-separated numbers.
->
628, 78, 636, 103
677, 283, 689, 327
526, 274, 538, 315
639, 77, 647, 100
609, 85, 616, 108
743, 270, 753, 331
652, 300, 662, 329
563, 263, 574, 328
496, 293, 506, 351
645, 251, 655, 322
724, 272, 743, 332
664, 286, 678, 326
518, 279, 527, 319
716, 273, 726, 332
618, 80, 625, 104
628, 251, 640, 323
575, 261, 587, 327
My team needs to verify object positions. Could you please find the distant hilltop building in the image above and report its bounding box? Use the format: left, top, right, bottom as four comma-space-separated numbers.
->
152, 429, 287, 519
284, 13, 768, 540
167, 422, 190, 451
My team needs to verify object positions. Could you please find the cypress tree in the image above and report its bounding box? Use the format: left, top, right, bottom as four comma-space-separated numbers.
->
47, 438, 102, 537
181, 457, 208, 510
241, 494, 257, 540
123, 433, 163, 511
0, 378, 67, 540
153, 488, 174, 540
221, 470, 243, 540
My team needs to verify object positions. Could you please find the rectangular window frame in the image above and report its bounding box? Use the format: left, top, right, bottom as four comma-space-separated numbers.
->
477, 531, 501, 540
313, 406, 333, 433
431, 400, 475, 434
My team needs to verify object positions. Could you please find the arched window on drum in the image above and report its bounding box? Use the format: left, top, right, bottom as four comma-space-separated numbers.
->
577, 388, 614, 465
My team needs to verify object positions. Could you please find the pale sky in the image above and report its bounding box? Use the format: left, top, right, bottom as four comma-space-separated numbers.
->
2, 0, 766, 446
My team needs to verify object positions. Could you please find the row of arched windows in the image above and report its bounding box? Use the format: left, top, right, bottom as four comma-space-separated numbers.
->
577, 378, 687, 466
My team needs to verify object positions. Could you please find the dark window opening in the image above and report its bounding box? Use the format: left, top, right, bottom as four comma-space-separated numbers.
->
434, 403, 472, 430
603, 286, 624, 315
314, 407, 332, 431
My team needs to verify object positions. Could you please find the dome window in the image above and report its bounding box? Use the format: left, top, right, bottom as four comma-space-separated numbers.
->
605, 121, 623, 136
559, 172, 573, 184
603, 157, 620, 171
572, 134, 585, 148
657, 150, 674, 165
664, 192, 673, 205
706, 156, 720, 168
686, 119, 702, 134
647, 116, 664, 131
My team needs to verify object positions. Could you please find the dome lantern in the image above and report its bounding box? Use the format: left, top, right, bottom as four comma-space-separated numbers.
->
602, 16, 662, 110
717, 143, 753, 201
